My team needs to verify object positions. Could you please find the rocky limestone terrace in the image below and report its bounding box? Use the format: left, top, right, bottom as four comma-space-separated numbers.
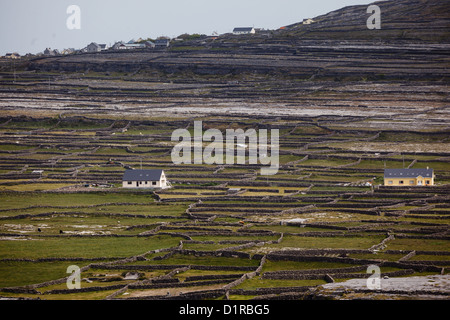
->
317, 274, 450, 299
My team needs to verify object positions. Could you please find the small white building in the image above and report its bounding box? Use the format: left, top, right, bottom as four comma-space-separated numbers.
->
233, 27, 256, 35
122, 169, 169, 189
155, 39, 170, 48
31, 170, 44, 177
86, 42, 107, 52
111, 41, 124, 50
86, 42, 101, 52
144, 41, 156, 48
118, 43, 147, 50
302, 18, 315, 25
43, 48, 58, 56
61, 48, 76, 55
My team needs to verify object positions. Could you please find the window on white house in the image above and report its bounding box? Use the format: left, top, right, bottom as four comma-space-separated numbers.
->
128, 181, 132, 185
409, 180, 414, 185
399, 180, 404, 184
152, 181, 157, 186
388, 181, 393, 185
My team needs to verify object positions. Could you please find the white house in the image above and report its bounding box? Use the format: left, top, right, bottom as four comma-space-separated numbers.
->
86, 43, 101, 52
111, 41, 124, 50
122, 169, 169, 189
233, 27, 256, 35
155, 39, 170, 48
302, 18, 315, 25
86, 42, 107, 52
118, 43, 145, 50
144, 41, 155, 48
115, 41, 154, 50
43, 48, 59, 56
61, 48, 76, 55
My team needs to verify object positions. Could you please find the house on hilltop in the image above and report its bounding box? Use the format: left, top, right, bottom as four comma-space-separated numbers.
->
155, 39, 170, 48
384, 168, 435, 186
111, 41, 124, 50
43, 48, 60, 56
233, 27, 256, 35
61, 48, 76, 55
144, 41, 156, 48
302, 18, 315, 25
5, 53, 20, 59
86, 42, 107, 52
122, 169, 170, 189
119, 43, 145, 50
112, 40, 154, 50
86, 43, 100, 52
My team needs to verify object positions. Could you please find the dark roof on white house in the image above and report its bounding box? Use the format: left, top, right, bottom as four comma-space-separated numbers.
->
155, 39, 170, 45
233, 27, 254, 32
384, 168, 433, 178
123, 169, 163, 181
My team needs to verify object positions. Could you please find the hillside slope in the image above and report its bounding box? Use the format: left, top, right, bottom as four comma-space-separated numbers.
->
276, 0, 450, 42
23, 0, 450, 80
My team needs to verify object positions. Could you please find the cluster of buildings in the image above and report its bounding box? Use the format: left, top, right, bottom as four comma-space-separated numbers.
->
84, 38, 170, 53
2, 26, 265, 59
38, 26, 256, 57
41, 38, 171, 56
2, 25, 290, 59
0, 38, 172, 59
2, 20, 322, 59
2, 47, 77, 59
43, 47, 76, 56
3, 52, 21, 59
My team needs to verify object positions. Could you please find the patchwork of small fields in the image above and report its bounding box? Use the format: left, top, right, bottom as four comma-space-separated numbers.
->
0, 114, 448, 300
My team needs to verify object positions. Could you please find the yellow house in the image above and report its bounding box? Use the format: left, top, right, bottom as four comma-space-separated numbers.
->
384, 168, 434, 186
